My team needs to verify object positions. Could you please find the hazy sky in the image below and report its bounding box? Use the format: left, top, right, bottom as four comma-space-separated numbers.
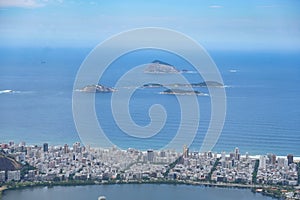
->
0, 0, 299, 50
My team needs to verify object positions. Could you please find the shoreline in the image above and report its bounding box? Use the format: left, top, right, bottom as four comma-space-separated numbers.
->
0, 180, 289, 200
3, 141, 300, 159
0, 186, 7, 199
0, 143, 298, 200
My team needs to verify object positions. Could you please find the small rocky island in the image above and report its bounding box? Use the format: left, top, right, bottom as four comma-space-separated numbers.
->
142, 83, 164, 88
167, 81, 223, 88
160, 89, 206, 96
142, 81, 223, 88
191, 81, 223, 87
144, 60, 180, 74
78, 84, 116, 93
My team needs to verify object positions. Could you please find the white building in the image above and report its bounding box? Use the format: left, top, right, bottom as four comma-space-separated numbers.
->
259, 155, 266, 170
7, 170, 21, 182
0, 171, 6, 182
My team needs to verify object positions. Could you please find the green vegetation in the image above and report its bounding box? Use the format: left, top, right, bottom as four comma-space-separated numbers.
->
163, 156, 183, 178
252, 159, 259, 184
297, 162, 300, 185
252, 185, 297, 200
261, 187, 283, 199
161, 89, 203, 95
152, 60, 173, 66
208, 158, 220, 182
20, 162, 36, 179
4, 180, 96, 191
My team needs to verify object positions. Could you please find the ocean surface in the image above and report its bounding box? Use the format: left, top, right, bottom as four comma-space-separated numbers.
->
2, 184, 274, 200
0, 47, 299, 156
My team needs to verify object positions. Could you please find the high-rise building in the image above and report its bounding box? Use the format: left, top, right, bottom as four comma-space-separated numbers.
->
43, 143, 48, 152
287, 154, 294, 165
73, 142, 81, 153
9, 141, 14, 147
234, 147, 240, 161
229, 152, 235, 160
277, 158, 285, 168
147, 149, 154, 162
267, 153, 276, 165
160, 151, 166, 157
221, 151, 226, 161
207, 151, 212, 158
0, 171, 5, 182
64, 144, 69, 154
259, 155, 266, 170
26, 146, 32, 156
267, 154, 272, 164
183, 145, 189, 158
7, 170, 21, 182
271, 154, 276, 165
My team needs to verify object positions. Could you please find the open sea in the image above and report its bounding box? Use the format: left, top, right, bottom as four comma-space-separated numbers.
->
0, 47, 299, 156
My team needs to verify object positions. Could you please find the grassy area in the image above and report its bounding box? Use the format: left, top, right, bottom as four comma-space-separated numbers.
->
252, 159, 259, 184
163, 156, 183, 177
208, 158, 220, 182
297, 162, 300, 185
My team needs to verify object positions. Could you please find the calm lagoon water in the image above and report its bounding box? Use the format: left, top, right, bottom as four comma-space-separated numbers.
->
2, 184, 274, 200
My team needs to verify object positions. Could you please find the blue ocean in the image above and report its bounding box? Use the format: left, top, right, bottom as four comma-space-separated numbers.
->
0, 47, 299, 156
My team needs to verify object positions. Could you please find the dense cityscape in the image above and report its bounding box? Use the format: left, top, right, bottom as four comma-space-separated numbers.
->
0, 141, 299, 199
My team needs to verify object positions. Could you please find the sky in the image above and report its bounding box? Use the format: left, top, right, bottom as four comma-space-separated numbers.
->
0, 0, 300, 50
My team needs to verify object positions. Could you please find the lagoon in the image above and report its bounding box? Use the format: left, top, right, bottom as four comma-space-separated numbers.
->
2, 184, 274, 200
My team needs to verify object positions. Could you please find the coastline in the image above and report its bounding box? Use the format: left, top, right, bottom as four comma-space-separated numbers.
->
0, 180, 291, 200
0, 143, 298, 200
0, 186, 7, 199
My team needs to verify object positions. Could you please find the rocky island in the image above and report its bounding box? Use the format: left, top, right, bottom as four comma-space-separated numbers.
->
142, 81, 223, 88
77, 84, 116, 93
142, 83, 164, 88
160, 89, 207, 96
166, 81, 224, 88
191, 81, 223, 87
144, 60, 180, 74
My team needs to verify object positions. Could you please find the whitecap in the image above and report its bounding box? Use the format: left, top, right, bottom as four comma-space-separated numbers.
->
0, 90, 34, 95
180, 70, 197, 74
0, 89, 13, 94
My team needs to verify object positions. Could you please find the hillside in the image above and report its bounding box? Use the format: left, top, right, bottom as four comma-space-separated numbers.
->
0, 154, 22, 171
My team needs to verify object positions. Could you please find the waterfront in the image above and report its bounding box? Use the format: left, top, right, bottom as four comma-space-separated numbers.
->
0, 142, 299, 199
2, 184, 274, 200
